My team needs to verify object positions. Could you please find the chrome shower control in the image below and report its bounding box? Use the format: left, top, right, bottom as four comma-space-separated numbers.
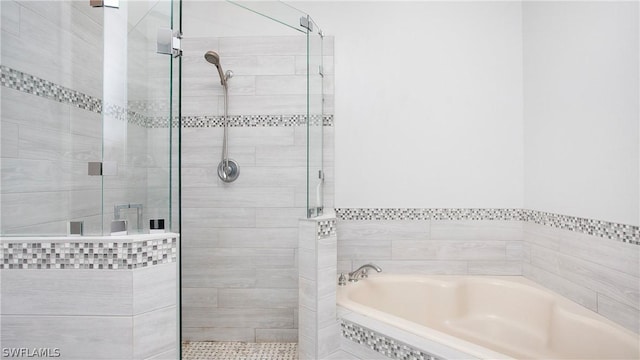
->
217, 159, 240, 183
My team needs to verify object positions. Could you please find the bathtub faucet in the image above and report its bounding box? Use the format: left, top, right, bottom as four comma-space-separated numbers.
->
348, 263, 382, 282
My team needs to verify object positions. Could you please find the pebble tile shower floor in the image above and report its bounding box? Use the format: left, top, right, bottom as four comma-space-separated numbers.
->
182, 342, 298, 360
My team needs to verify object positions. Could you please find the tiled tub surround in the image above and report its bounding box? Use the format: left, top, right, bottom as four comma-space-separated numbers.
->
335, 208, 639, 334
0, 234, 179, 360
338, 316, 449, 360
180, 35, 334, 343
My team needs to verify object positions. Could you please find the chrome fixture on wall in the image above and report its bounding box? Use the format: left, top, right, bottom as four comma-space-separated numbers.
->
114, 203, 143, 232
348, 263, 383, 282
204, 51, 239, 183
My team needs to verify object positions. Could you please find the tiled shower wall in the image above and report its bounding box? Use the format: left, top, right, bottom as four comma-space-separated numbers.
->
180, 35, 334, 342
336, 209, 639, 333
0, 1, 173, 235
0, 1, 105, 234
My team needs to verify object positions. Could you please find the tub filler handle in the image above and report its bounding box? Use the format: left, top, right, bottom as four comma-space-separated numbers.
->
338, 273, 347, 286
348, 263, 382, 282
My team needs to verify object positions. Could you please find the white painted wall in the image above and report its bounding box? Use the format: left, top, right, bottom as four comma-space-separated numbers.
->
523, 1, 639, 225
298, 1, 525, 209
182, 1, 639, 225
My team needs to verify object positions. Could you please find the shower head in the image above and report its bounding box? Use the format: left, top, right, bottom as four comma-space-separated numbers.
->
204, 50, 220, 65
204, 50, 227, 87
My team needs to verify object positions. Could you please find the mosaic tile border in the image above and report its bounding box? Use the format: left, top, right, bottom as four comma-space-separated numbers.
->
341, 319, 443, 360
524, 210, 639, 245
180, 114, 334, 128
335, 208, 525, 221
1, 65, 102, 113
335, 208, 639, 245
1, 65, 144, 125
0, 237, 177, 270
1, 65, 335, 128
317, 219, 337, 239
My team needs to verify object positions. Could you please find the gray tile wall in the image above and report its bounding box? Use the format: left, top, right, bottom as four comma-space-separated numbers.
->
180, 35, 335, 342
0, 261, 178, 359
522, 223, 640, 333
337, 219, 524, 277
298, 217, 340, 359
0, 83, 106, 234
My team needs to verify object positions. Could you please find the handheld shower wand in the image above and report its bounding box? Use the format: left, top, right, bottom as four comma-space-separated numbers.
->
204, 51, 230, 87
204, 50, 239, 183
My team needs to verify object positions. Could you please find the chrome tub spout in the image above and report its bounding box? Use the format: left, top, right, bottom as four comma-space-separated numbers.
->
348, 263, 382, 282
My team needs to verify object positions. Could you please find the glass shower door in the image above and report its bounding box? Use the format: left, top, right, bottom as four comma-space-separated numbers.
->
0, 0, 179, 236
307, 16, 324, 217
0, 1, 105, 236
224, 0, 326, 218
102, 0, 178, 235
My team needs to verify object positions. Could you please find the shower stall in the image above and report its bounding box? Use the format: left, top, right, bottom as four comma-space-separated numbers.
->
0, 0, 330, 358
179, 0, 331, 348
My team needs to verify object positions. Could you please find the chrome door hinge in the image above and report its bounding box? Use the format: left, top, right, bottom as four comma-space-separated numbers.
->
87, 161, 117, 176
300, 16, 313, 32
90, 0, 119, 8
319, 65, 324, 77
157, 28, 182, 57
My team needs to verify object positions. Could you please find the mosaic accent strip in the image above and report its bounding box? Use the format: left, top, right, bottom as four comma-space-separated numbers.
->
335, 208, 525, 221
1, 65, 335, 128
341, 319, 443, 360
147, 116, 181, 128
525, 210, 639, 245
317, 219, 337, 239
1, 65, 147, 125
335, 208, 639, 245
1, 65, 102, 113
180, 114, 334, 128
0, 237, 177, 270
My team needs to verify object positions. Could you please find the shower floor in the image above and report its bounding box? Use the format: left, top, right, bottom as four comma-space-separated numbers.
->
181, 341, 298, 360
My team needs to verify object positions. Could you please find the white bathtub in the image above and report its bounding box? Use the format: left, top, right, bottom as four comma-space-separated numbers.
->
337, 275, 639, 360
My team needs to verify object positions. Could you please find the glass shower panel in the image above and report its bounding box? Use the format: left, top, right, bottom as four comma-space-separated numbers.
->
307, 17, 324, 217
102, 0, 176, 234
171, 0, 181, 234
0, 1, 105, 236
227, 0, 307, 34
